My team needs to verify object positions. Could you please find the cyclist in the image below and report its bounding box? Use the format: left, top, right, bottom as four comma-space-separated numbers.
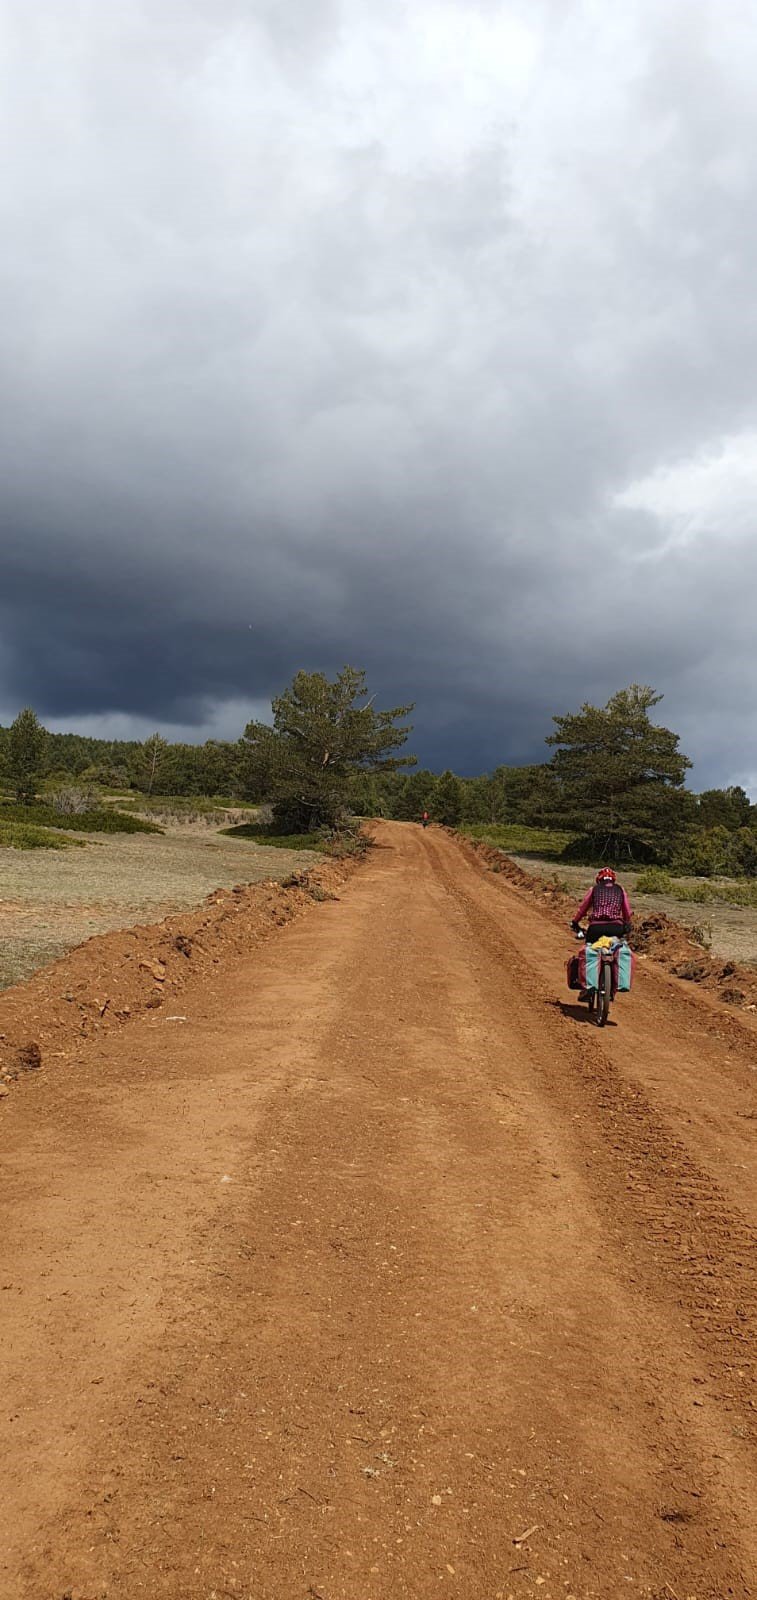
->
571, 868, 632, 944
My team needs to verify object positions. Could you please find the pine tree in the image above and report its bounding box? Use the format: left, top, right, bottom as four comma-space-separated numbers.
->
434, 770, 464, 827
546, 685, 693, 861
7, 708, 47, 803
241, 667, 414, 831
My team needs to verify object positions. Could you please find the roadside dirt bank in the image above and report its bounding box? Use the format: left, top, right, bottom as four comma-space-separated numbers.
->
0, 859, 354, 1093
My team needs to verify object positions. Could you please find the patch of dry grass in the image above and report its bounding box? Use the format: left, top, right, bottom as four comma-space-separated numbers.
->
0, 824, 323, 991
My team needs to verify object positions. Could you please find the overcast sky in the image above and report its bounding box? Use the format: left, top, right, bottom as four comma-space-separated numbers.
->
1, 0, 756, 787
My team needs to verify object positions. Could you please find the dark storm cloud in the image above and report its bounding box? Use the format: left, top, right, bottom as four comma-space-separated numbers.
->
1, 0, 757, 784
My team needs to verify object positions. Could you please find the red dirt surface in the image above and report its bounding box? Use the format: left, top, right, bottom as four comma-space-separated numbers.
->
1, 823, 756, 1599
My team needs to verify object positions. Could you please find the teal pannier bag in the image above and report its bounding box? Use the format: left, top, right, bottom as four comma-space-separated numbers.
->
614, 941, 634, 991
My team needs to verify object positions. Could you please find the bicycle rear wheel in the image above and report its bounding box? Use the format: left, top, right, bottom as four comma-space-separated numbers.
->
596, 962, 612, 1026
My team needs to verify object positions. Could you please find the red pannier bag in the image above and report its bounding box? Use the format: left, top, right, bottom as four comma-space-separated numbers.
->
566, 949, 585, 990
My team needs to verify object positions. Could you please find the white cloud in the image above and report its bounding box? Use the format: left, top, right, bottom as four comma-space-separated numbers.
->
615, 431, 757, 552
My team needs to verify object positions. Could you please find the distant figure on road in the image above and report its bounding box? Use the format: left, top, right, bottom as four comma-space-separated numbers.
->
421, 810, 429, 829
571, 868, 632, 944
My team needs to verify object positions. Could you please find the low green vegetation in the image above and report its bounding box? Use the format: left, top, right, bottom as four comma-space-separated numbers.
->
221, 823, 321, 850
634, 867, 675, 894
221, 820, 370, 859
0, 800, 161, 835
0, 820, 82, 851
636, 873, 757, 908
463, 823, 577, 859
697, 881, 757, 907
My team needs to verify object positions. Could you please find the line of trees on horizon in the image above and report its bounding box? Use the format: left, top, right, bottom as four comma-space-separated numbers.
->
1, 676, 756, 877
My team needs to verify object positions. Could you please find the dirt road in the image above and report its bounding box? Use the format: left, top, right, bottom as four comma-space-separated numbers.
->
2, 823, 756, 1599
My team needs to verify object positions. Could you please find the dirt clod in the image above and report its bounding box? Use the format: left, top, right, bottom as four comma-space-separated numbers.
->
139, 959, 166, 982
17, 1041, 42, 1072
673, 960, 710, 981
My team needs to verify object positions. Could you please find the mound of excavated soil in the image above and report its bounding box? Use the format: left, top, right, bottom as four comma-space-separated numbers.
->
461, 835, 757, 1015
0, 860, 354, 1093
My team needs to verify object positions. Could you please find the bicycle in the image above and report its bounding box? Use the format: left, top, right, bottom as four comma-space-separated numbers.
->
570, 931, 625, 1027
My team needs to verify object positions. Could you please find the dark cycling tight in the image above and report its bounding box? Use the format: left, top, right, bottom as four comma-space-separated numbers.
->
585, 921, 625, 942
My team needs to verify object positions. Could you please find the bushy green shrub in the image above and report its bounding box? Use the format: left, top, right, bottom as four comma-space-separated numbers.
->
221, 819, 370, 857
702, 880, 757, 908
730, 828, 757, 876
667, 881, 712, 903
672, 825, 735, 877
0, 801, 161, 835
220, 822, 323, 850
635, 867, 675, 894
671, 824, 757, 879
0, 820, 82, 850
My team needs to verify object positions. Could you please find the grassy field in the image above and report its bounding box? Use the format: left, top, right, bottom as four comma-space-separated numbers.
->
0, 818, 323, 991
634, 866, 757, 908
463, 822, 576, 859
0, 820, 84, 851
0, 802, 161, 836
114, 794, 256, 824
0, 795, 163, 846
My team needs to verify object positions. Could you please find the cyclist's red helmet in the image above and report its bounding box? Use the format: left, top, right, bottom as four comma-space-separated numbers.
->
596, 867, 616, 883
